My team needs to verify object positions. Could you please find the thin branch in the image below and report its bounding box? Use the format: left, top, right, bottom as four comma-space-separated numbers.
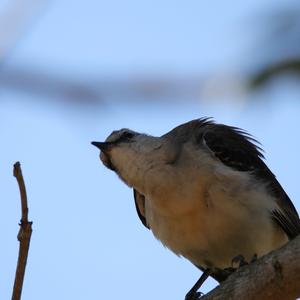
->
201, 235, 300, 300
12, 162, 33, 300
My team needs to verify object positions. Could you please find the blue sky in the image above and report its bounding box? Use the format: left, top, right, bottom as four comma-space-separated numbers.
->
3, 0, 289, 73
1, 1, 300, 300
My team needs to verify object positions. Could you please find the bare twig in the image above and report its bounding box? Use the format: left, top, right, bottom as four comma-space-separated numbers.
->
201, 235, 300, 300
12, 162, 33, 300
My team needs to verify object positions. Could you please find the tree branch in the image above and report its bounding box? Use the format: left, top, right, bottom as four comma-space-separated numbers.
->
250, 59, 300, 88
12, 162, 33, 300
201, 235, 300, 300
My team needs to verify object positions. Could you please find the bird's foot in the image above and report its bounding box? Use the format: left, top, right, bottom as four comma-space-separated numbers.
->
231, 255, 248, 268
185, 291, 203, 300
184, 269, 211, 300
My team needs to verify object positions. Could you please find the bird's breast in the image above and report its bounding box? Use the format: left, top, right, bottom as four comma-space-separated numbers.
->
142, 160, 288, 269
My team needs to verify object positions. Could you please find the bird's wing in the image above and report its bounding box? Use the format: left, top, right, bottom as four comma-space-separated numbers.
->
133, 189, 150, 229
201, 123, 300, 239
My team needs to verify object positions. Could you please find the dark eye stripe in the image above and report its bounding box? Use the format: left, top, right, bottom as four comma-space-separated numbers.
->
116, 131, 135, 143
123, 132, 134, 139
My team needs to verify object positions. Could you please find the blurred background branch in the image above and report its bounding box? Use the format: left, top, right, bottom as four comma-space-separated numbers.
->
0, 1, 300, 108
0, 0, 47, 62
250, 59, 300, 88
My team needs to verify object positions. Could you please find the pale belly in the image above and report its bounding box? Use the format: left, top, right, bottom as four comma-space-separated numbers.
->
144, 171, 288, 269
137, 149, 290, 270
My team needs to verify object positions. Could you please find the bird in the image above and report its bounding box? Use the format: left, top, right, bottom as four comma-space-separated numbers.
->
91, 118, 300, 300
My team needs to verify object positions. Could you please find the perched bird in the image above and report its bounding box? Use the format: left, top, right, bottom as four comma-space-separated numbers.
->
92, 118, 300, 300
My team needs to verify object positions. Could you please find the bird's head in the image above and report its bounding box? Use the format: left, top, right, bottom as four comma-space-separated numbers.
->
92, 129, 139, 172
92, 128, 177, 187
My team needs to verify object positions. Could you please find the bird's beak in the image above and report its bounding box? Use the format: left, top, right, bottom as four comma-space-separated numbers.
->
91, 141, 114, 152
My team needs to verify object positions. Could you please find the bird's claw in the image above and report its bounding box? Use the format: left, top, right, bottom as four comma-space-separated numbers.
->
185, 291, 203, 300
231, 255, 248, 268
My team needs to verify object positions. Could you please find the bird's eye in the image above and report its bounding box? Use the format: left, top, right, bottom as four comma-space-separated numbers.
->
122, 131, 135, 139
